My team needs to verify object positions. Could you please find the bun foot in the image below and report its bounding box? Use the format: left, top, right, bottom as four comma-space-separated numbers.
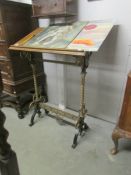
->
111, 148, 118, 155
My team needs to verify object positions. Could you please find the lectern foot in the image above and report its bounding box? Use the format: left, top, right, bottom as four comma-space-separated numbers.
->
29, 105, 41, 126
29, 109, 37, 127
72, 134, 78, 148
72, 121, 89, 149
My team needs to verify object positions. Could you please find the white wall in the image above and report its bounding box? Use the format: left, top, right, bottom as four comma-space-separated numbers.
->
8, 0, 31, 4
66, 0, 131, 123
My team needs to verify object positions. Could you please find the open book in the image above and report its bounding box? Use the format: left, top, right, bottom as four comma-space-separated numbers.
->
12, 20, 113, 52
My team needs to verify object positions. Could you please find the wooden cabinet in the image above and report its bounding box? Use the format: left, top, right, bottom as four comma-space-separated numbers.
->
32, 0, 76, 18
111, 71, 131, 154
0, 0, 45, 118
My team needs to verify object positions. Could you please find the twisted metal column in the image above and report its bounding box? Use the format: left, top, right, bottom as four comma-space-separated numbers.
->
72, 53, 92, 148
79, 62, 87, 119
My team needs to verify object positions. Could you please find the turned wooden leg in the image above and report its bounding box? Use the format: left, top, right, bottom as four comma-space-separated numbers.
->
16, 96, 24, 119
0, 109, 20, 175
111, 128, 121, 155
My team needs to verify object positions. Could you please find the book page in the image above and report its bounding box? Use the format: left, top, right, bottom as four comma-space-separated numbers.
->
67, 21, 113, 51
24, 21, 87, 49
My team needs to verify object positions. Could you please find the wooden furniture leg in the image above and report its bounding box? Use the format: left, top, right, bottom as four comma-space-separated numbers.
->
1, 93, 32, 119
0, 109, 20, 175
111, 71, 131, 155
111, 128, 121, 155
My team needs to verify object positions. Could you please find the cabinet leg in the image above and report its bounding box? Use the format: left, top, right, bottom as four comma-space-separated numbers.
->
16, 96, 24, 119
111, 128, 121, 155
17, 110, 24, 119
111, 138, 119, 155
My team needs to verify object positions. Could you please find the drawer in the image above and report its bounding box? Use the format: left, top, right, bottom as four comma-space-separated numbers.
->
0, 43, 8, 57
32, 0, 65, 16
0, 23, 6, 41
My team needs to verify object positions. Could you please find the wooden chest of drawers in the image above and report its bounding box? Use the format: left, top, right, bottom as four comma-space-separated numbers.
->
32, 0, 76, 18
0, 0, 44, 96
111, 71, 131, 154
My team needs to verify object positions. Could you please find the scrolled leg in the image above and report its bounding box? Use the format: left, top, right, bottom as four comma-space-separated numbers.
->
111, 138, 119, 155
29, 107, 37, 127
111, 128, 121, 155
72, 119, 89, 149
72, 133, 79, 149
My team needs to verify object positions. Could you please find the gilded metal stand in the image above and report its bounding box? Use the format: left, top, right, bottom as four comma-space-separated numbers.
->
27, 57, 45, 126
27, 51, 92, 148
72, 54, 90, 148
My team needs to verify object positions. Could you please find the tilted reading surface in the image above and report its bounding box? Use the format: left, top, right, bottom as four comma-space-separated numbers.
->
10, 20, 113, 53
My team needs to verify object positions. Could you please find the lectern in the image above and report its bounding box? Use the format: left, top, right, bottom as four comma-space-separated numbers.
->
10, 21, 113, 148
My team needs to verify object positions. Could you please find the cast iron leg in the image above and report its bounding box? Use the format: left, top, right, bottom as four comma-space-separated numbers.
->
29, 107, 37, 127
29, 104, 41, 126
72, 55, 90, 148
37, 108, 42, 118
72, 120, 89, 149
72, 133, 79, 148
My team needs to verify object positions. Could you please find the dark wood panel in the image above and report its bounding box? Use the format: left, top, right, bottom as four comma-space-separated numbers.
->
2, 5, 32, 45
0, 43, 8, 57
32, 0, 65, 16
2, 73, 44, 95
32, 0, 76, 17
0, 8, 2, 22
0, 23, 6, 41
0, 0, 45, 97
119, 73, 131, 132
0, 59, 12, 73
9, 56, 43, 81
66, 0, 76, 14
